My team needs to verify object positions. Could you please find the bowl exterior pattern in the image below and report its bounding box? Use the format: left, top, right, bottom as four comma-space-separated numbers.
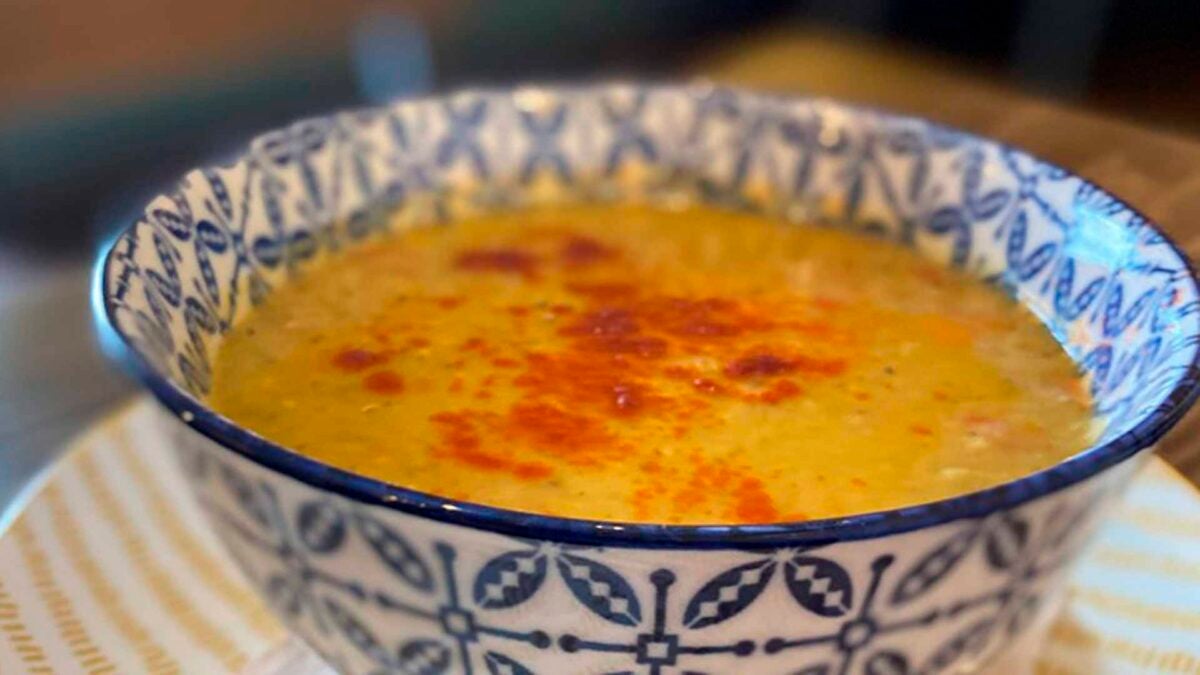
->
170, 414, 1140, 675
100, 84, 1200, 674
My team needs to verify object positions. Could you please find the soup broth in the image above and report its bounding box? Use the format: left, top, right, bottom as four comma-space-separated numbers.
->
210, 205, 1094, 524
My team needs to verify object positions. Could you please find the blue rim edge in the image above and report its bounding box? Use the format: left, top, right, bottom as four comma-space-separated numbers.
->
96, 88, 1200, 551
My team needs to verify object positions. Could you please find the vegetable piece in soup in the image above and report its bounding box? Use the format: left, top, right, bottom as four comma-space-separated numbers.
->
210, 205, 1094, 524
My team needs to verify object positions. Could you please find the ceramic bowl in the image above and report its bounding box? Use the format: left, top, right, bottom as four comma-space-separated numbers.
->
97, 83, 1200, 675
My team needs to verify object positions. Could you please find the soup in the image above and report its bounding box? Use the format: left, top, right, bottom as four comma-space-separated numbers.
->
210, 205, 1094, 524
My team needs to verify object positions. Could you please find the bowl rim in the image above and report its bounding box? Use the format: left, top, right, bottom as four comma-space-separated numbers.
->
97, 83, 1200, 550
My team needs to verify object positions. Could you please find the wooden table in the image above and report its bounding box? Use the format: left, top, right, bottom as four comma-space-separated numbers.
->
697, 27, 1200, 484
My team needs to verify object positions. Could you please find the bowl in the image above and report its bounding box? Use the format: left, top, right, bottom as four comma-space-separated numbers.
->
97, 83, 1200, 674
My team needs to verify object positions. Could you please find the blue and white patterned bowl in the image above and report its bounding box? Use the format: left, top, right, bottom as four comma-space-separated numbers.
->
97, 84, 1200, 675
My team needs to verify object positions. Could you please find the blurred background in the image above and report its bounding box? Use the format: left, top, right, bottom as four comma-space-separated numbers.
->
3, 0, 1200, 511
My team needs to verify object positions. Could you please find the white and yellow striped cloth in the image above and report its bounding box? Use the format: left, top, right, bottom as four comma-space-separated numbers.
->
0, 400, 1197, 674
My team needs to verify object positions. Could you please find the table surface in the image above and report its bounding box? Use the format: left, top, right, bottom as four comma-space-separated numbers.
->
2, 28, 1198, 517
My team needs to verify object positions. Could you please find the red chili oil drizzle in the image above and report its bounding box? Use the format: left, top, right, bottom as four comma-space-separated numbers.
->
561, 235, 618, 266
363, 370, 405, 395
454, 248, 539, 278
368, 231, 860, 521
331, 348, 390, 372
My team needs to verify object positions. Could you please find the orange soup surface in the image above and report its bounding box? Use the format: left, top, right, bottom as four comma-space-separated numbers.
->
210, 205, 1095, 524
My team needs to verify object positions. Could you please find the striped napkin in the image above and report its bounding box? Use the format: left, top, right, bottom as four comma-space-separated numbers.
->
0, 400, 1196, 674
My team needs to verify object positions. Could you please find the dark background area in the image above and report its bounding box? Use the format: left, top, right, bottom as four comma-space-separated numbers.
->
2, 0, 1199, 509
2, 1, 1199, 261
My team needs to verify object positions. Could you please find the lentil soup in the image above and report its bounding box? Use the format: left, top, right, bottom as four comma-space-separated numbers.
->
210, 205, 1094, 524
